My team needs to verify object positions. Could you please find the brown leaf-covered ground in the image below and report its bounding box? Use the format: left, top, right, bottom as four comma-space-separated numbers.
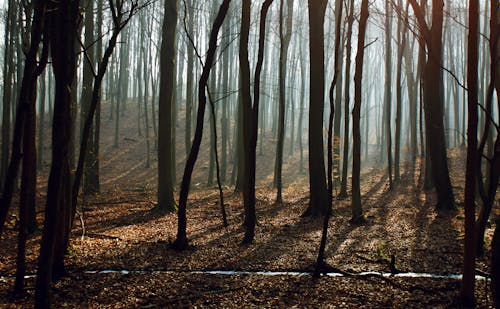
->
0, 102, 497, 307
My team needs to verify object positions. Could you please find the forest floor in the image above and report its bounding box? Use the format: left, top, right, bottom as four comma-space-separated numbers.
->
0, 102, 498, 308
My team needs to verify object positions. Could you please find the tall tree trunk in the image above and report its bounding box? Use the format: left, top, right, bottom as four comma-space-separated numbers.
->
220, 14, 230, 183
338, 0, 354, 199
37, 71, 46, 170
461, 1, 478, 305
0, 0, 15, 190
394, 0, 407, 182
0, 0, 46, 239
35, 0, 79, 306
409, 0, 455, 210
81, 0, 98, 195
140, 14, 151, 168
351, 0, 369, 223
184, 0, 194, 158
274, 0, 293, 204
157, 0, 178, 213
384, 0, 393, 189
297, 35, 306, 174
475, 0, 500, 257
12, 0, 48, 294
304, 0, 328, 217
239, 0, 254, 243
173, 0, 230, 250
314, 0, 343, 278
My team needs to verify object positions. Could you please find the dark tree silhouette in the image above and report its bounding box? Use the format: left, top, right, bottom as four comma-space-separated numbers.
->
173, 0, 231, 250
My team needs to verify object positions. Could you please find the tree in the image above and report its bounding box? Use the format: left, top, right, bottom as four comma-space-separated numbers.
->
173, 0, 231, 250
351, 0, 370, 223
241, 0, 275, 244
184, 0, 195, 158
394, 0, 408, 182
0, 0, 15, 191
81, 0, 99, 195
35, 0, 80, 305
475, 0, 500, 256
461, 0, 479, 305
304, 0, 328, 217
409, 0, 455, 210
9, 0, 48, 295
338, 0, 355, 199
384, 0, 393, 189
71, 0, 140, 251
314, 0, 343, 278
274, 0, 293, 204
157, 0, 178, 213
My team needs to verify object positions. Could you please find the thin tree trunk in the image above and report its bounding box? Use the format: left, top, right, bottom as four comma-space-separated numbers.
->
384, 0, 393, 189
173, 0, 230, 250
338, 0, 354, 199
351, 0, 369, 223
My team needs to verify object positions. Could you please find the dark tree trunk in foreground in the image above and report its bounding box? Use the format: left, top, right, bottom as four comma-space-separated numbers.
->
351, 0, 369, 223
475, 0, 500, 257
157, 0, 178, 213
304, 0, 328, 217
0, 0, 15, 191
461, 0, 478, 305
409, 0, 455, 210
12, 0, 48, 294
35, 0, 80, 306
173, 0, 231, 250
0, 0, 19, 239
492, 219, 500, 308
314, 0, 343, 278
241, 0, 274, 244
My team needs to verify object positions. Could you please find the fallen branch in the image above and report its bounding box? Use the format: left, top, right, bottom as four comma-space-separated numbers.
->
314, 262, 438, 294
87, 200, 154, 206
85, 233, 123, 240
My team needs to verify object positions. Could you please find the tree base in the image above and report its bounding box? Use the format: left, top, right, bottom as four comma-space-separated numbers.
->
350, 215, 366, 225
151, 203, 176, 215
336, 191, 349, 200
171, 237, 190, 251
242, 233, 254, 245
435, 199, 457, 212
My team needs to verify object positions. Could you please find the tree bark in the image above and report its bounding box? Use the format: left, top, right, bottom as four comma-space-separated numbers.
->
338, 0, 355, 199
409, 0, 455, 210
351, 0, 370, 223
461, 0, 479, 305
304, 0, 328, 217
157, 0, 178, 213
173, 0, 230, 250
35, 0, 79, 306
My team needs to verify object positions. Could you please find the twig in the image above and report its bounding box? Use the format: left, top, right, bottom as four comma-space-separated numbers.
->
87, 200, 154, 206
315, 264, 438, 294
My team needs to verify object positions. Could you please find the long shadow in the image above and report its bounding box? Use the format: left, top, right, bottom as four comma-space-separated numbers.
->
405, 160, 460, 273
82, 205, 165, 235
325, 175, 391, 269
328, 162, 424, 273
